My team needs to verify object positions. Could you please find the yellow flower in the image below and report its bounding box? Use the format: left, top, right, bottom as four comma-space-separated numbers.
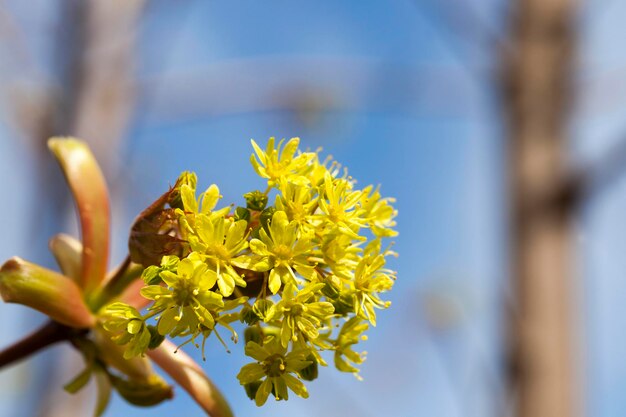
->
187, 215, 251, 297
352, 253, 395, 326
319, 234, 362, 280
250, 138, 315, 186
360, 185, 398, 237
237, 339, 311, 405
274, 180, 319, 233
274, 282, 335, 347
101, 302, 151, 359
318, 173, 366, 240
249, 211, 317, 294
140, 256, 224, 337
333, 317, 369, 379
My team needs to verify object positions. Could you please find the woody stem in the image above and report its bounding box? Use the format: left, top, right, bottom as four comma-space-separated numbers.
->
0, 320, 85, 370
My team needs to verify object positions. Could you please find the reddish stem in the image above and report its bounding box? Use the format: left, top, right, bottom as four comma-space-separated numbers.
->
0, 321, 84, 370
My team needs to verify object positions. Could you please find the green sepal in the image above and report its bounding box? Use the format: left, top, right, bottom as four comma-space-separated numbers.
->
234, 206, 251, 222
244, 381, 262, 401
298, 355, 319, 381
64, 366, 93, 394
332, 294, 355, 316
147, 325, 165, 350
94, 367, 112, 417
141, 266, 161, 285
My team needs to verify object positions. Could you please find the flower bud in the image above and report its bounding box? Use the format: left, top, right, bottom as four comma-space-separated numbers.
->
147, 325, 165, 350
259, 206, 276, 234
298, 355, 319, 381
244, 381, 262, 401
332, 294, 354, 316
244, 326, 263, 345
240, 306, 260, 325
244, 191, 268, 211
111, 375, 173, 407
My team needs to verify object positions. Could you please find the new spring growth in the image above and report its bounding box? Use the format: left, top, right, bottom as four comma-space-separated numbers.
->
101, 137, 399, 405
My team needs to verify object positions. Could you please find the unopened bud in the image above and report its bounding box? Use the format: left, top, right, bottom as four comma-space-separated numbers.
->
244, 326, 263, 345
244, 191, 268, 211
298, 355, 319, 381
244, 381, 262, 401
147, 325, 165, 350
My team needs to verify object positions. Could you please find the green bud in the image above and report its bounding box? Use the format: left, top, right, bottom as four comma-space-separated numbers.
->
243, 191, 268, 211
142, 266, 161, 285
240, 306, 260, 325
160, 255, 179, 271
147, 325, 165, 350
111, 375, 173, 407
243, 326, 263, 345
234, 206, 251, 222
259, 206, 276, 234
298, 355, 319, 381
321, 282, 340, 299
332, 294, 354, 316
244, 381, 262, 401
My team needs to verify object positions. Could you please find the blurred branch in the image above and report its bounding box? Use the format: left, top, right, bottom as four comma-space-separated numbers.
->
513, 136, 626, 218
135, 57, 477, 126
578, 137, 626, 204
0, 321, 83, 370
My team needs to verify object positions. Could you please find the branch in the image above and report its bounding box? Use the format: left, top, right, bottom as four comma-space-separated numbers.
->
526, 136, 626, 218
0, 321, 84, 370
580, 137, 626, 204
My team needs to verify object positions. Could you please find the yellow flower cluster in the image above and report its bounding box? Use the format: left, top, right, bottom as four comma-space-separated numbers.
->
100, 138, 397, 406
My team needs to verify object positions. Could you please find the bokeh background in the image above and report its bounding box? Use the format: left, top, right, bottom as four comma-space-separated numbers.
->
0, 1, 625, 416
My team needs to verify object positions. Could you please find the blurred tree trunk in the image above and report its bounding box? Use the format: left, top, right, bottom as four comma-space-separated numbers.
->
504, 0, 581, 417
